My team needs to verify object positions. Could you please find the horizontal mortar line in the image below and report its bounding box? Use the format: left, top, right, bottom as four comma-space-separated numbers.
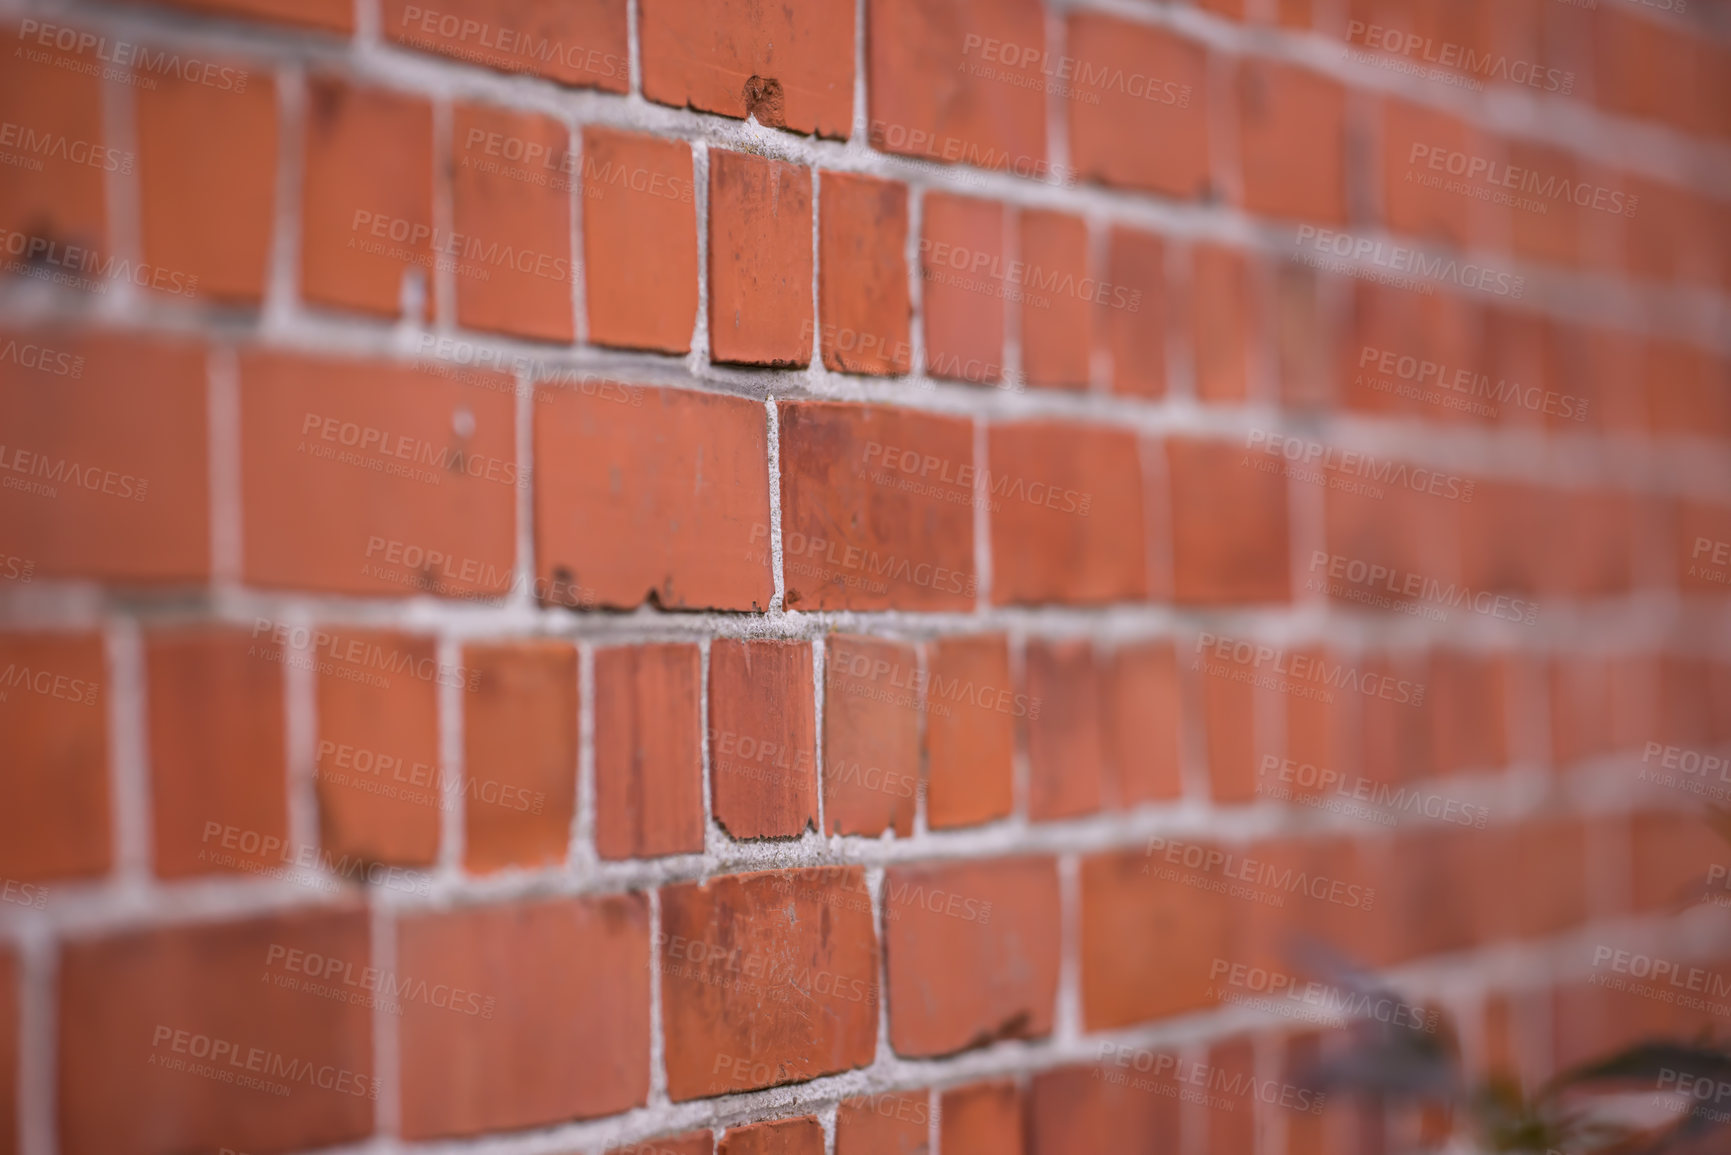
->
39, 0, 1731, 204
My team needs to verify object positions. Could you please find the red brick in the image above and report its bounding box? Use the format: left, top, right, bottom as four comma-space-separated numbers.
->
612, 1133, 716, 1155
1102, 226, 1167, 398
824, 635, 919, 837
311, 628, 442, 866
300, 77, 434, 318
1427, 650, 1507, 775
582, 127, 699, 353
1024, 640, 1105, 821
0, 26, 109, 268
721, 1117, 825, 1155
1104, 642, 1183, 807
1190, 243, 1255, 403
58, 907, 373, 1155
137, 62, 276, 302
1458, 479, 1546, 595
1320, 460, 1462, 610
146, 628, 286, 879
1275, 261, 1335, 412
1630, 811, 1723, 913
924, 635, 1015, 830
1680, 502, 1731, 596
921, 194, 1005, 384
399, 895, 650, 1137
1019, 209, 1091, 390
642, 0, 852, 137
709, 639, 817, 840
867, 0, 1046, 173
1506, 139, 1580, 267
883, 857, 1059, 1056
1201, 1037, 1260, 1154
819, 172, 911, 375
1646, 339, 1731, 441
1028, 1063, 1180, 1155
451, 104, 573, 341
777, 400, 976, 611
1165, 439, 1290, 605
1236, 60, 1345, 224
0, 632, 109, 882
1081, 847, 1229, 1029
1, 331, 209, 584
536, 383, 772, 611
709, 150, 813, 367
118, 0, 352, 32
1199, 644, 1259, 803
988, 422, 1146, 605
1358, 652, 1436, 789
836, 1092, 929, 1154
1550, 655, 1613, 768
240, 351, 516, 597
0, 947, 12, 1155
660, 866, 877, 1100
383, 0, 627, 90
1512, 818, 1587, 939
941, 1081, 1023, 1155
1380, 97, 1475, 250
1066, 13, 1209, 199
462, 641, 577, 873
595, 644, 704, 860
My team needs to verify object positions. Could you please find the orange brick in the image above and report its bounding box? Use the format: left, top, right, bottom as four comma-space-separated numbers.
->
941, 1081, 1023, 1155
2, 331, 210, 584
300, 77, 434, 318
1024, 640, 1105, 821
595, 644, 704, 860
924, 635, 1015, 830
1190, 243, 1255, 404
988, 421, 1147, 605
1081, 847, 1229, 1029
312, 628, 442, 866
1382, 98, 1477, 249
612, 1133, 715, 1155
1199, 644, 1258, 804
1236, 60, 1345, 224
708, 639, 817, 840
1066, 13, 1209, 199
1428, 650, 1507, 775
819, 172, 911, 375
146, 628, 286, 879
239, 351, 516, 597
0, 25, 109, 269
921, 193, 1005, 385
117, 0, 352, 32
709, 150, 813, 367
451, 104, 573, 341
642, 0, 853, 137
1104, 642, 1183, 807
535, 383, 772, 611
582, 127, 699, 353
835, 1091, 929, 1154
777, 400, 977, 611
1102, 226, 1167, 398
883, 857, 1059, 1056
722, 1117, 825, 1155
1165, 439, 1290, 605
867, 0, 1046, 173
137, 62, 277, 302
462, 641, 577, 873
1019, 209, 1091, 390
58, 908, 373, 1155
660, 867, 877, 1099
0, 632, 110, 882
398, 895, 651, 1137
1028, 1063, 1180, 1154
824, 635, 919, 837
383, 0, 627, 90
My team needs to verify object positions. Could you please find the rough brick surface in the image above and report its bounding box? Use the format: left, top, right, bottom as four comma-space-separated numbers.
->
709, 639, 818, 839
924, 635, 1016, 830
941, 1081, 1023, 1155
1024, 639, 1105, 821
462, 641, 578, 873
920, 194, 1006, 384
1165, 439, 1291, 605
709, 151, 814, 367
819, 172, 911, 375
0, 632, 110, 882
385, 0, 627, 88
0, 26, 109, 269
1066, 13, 1210, 199
835, 1092, 929, 1154
583, 127, 700, 353
824, 634, 920, 837
594, 644, 705, 860
1019, 209, 1092, 390
1236, 59, 1346, 224
721, 1117, 825, 1155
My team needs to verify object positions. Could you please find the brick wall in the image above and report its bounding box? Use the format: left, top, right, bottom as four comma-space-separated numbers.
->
1, 0, 1729, 1152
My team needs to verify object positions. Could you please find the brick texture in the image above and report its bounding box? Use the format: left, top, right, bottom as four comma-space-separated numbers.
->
594, 643, 705, 860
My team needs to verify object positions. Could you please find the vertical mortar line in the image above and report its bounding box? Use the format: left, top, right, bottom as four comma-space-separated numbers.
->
107, 620, 150, 881
1208, 42, 1242, 222
98, 55, 141, 316
1054, 852, 1081, 1044
972, 419, 992, 610
627, 0, 643, 98
568, 120, 586, 347
927, 1084, 940, 1155
820, 1100, 839, 1155
1001, 201, 1023, 393
906, 187, 926, 389
575, 641, 597, 872
1043, 1, 1069, 192
646, 887, 669, 1106
851, 0, 868, 142
1008, 628, 1029, 821
1348, 84, 1384, 235
698, 636, 716, 850
690, 140, 712, 372
207, 346, 243, 587
17, 931, 55, 1155
284, 610, 319, 863
911, 640, 929, 838
809, 165, 823, 369
266, 63, 305, 333
355, 0, 381, 44
432, 97, 457, 331
813, 635, 828, 838
1169, 242, 1198, 401
370, 900, 401, 1138
867, 863, 890, 1071
1087, 216, 1112, 394
511, 360, 536, 611
437, 636, 465, 875
766, 398, 787, 613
